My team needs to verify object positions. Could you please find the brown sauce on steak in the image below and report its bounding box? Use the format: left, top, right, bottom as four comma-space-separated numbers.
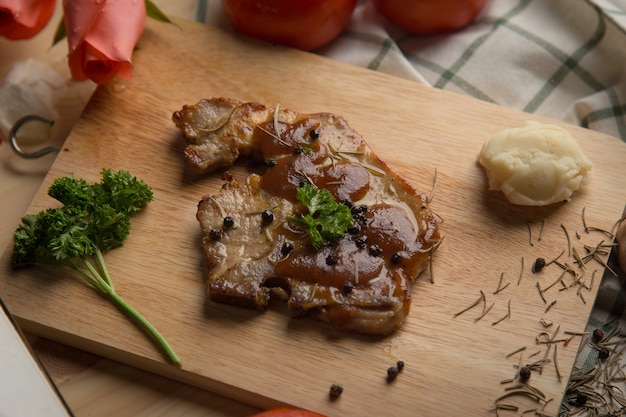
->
173, 98, 440, 335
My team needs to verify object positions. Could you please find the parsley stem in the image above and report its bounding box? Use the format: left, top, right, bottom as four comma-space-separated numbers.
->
69, 259, 103, 292
94, 247, 113, 289
72, 252, 181, 367
80, 257, 108, 293
103, 287, 181, 368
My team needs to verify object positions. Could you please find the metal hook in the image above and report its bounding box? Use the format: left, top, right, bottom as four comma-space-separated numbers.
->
10, 115, 60, 159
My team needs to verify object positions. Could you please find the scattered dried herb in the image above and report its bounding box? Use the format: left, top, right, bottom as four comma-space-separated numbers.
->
257, 124, 288, 147
561, 224, 572, 256
273, 104, 282, 138
427, 237, 444, 284
428, 168, 438, 203
492, 299, 511, 326
475, 302, 495, 323
538, 218, 546, 242
554, 345, 562, 381
506, 346, 527, 359
546, 249, 565, 266
494, 272, 510, 294
453, 291, 485, 317
536, 282, 547, 304
562, 324, 626, 416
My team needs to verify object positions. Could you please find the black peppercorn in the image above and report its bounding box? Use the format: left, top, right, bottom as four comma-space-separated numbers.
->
266, 158, 277, 167
329, 383, 343, 399
387, 366, 399, 382
294, 144, 304, 155
350, 205, 368, 215
209, 228, 223, 240
396, 361, 404, 371
599, 347, 610, 360
518, 366, 531, 382
343, 282, 354, 294
261, 209, 274, 225
532, 257, 546, 273
223, 216, 235, 228
575, 392, 588, 406
309, 129, 320, 140
348, 225, 361, 235
391, 253, 403, 265
592, 328, 604, 343
368, 244, 383, 257
281, 241, 294, 256
326, 254, 339, 265
341, 199, 353, 209
355, 237, 367, 249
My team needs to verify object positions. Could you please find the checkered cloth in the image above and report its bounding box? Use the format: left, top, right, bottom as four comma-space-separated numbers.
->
196, 0, 626, 143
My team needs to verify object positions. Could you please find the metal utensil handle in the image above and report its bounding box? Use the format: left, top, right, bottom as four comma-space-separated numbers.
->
9, 115, 59, 159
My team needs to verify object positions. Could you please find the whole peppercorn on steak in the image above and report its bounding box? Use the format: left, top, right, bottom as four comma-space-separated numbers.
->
172, 97, 440, 335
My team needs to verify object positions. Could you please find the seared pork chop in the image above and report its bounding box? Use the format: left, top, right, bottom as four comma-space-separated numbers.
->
173, 98, 440, 335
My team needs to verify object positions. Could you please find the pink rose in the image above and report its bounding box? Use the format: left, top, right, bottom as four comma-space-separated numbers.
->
63, 0, 146, 85
0, 0, 56, 40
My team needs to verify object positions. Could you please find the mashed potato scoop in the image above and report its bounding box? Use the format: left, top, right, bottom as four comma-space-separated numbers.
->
478, 122, 592, 206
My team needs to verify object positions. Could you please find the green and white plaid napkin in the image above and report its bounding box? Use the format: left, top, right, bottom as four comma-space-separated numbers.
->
199, 0, 626, 143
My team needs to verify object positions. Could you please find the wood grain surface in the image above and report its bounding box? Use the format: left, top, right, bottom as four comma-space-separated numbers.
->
1, 18, 626, 417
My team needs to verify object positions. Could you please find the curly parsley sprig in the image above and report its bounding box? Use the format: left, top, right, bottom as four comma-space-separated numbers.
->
288, 183, 354, 250
12, 168, 181, 367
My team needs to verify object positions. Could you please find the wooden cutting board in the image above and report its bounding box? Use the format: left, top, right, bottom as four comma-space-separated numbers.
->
2, 17, 626, 417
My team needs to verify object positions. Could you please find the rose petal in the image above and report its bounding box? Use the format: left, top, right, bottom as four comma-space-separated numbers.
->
0, 0, 56, 40
68, 42, 133, 84
63, 0, 145, 84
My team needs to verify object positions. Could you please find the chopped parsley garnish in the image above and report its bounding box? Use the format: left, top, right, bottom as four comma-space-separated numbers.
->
289, 184, 354, 250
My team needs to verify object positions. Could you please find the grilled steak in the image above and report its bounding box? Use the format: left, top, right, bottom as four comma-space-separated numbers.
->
173, 98, 441, 335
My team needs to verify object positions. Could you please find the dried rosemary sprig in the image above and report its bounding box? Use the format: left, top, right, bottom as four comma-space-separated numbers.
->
494, 272, 511, 295
428, 168, 438, 203
492, 299, 512, 326
453, 290, 485, 317
561, 324, 626, 416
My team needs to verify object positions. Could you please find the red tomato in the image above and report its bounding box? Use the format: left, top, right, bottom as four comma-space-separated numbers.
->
373, 0, 487, 35
221, 0, 358, 51
249, 409, 328, 417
